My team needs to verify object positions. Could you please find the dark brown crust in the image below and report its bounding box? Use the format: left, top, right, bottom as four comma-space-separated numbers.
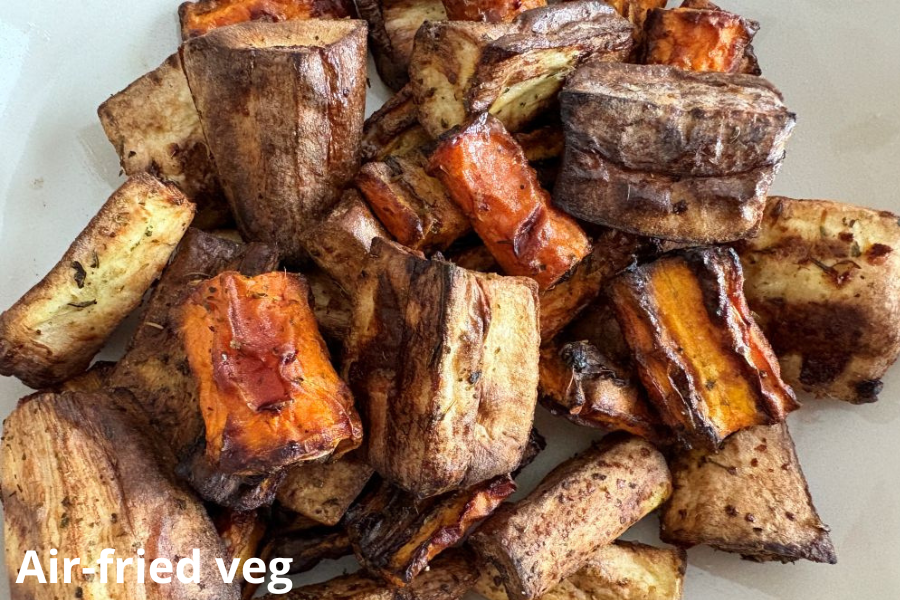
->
178, 0, 353, 40
260, 526, 353, 575
276, 453, 375, 526
361, 85, 433, 162
440, 0, 545, 23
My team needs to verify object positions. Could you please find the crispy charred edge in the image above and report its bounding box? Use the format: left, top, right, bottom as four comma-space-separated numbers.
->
260, 526, 353, 575
346, 475, 516, 585
440, 0, 546, 24
362, 85, 433, 162
178, 0, 353, 40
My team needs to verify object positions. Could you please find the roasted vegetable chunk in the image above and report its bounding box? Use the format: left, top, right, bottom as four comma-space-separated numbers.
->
1, 392, 238, 600
306, 267, 355, 342
409, 1, 634, 136
736, 197, 900, 404
52, 360, 116, 393
179, 0, 353, 39
361, 85, 432, 162
180, 271, 363, 475
0, 174, 194, 389
470, 435, 672, 600
261, 525, 353, 575
346, 475, 515, 585
277, 452, 374, 526
429, 113, 590, 290
661, 423, 837, 564
210, 507, 268, 598
344, 239, 540, 498
441, 0, 545, 23
608, 247, 799, 448
607, 0, 666, 36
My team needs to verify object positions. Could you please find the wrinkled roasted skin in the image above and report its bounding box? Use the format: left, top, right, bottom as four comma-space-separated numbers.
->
1, 392, 239, 600
179, 0, 352, 39
607, 247, 799, 449
361, 85, 433, 162
277, 452, 374, 526
261, 526, 353, 575
346, 475, 515, 585
661, 423, 837, 564
180, 271, 362, 475
440, 0, 545, 23
429, 113, 591, 290
0, 174, 194, 389
469, 435, 672, 600
736, 196, 900, 404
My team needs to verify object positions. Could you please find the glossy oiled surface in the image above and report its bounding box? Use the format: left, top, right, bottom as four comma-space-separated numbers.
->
0, 1, 899, 598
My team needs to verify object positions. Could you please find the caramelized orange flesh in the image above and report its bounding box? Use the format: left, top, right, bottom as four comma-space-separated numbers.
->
644, 8, 755, 73
180, 0, 351, 39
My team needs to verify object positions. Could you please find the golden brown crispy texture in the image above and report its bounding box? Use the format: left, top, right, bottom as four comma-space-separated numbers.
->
0, 174, 194, 389
210, 507, 268, 593
344, 239, 540, 498
441, 0, 545, 23
607, 0, 665, 35
445, 243, 500, 273
476, 541, 686, 600
346, 475, 515, 585
661, 423, 837, 564
409, 1, 634, 136
736, 197, 900, 404
51, 360, 116, 393
261, 526, 353, 575
608, 247, 799, 449
429, 113, 590, 290
98, 53, 229, 229
675, 0, 762, 74
356, 152, 470, 253
179, 0, 352, 39
469, 435, 672, 599
276, 452, 375, 526
362, 85, 433, 162
180, 271, 362, 475
182, 20, 367, 261
514, 124, 564, 163
1, 391, 238, 600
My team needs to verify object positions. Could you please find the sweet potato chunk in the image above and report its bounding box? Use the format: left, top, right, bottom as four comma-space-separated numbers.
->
180, 271, 362, 475
429, 113, 590, 290
440, 0, 545, 23
607, 0, 666, 34
179, 0, 353, 39
276, 452, 374, 526
361, 85, 433, 162
661, 423, 837, 564
607, 247, 799, 448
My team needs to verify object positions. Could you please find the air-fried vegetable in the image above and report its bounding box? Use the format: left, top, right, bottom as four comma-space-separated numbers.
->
1, 391, 238, 600
440, 0, 545, 23
469, 435, 672, 600
52, 360, 116, 393
429, 113, 591, 290
344, 238, 540, 498
180, 271, 363, 475
346, 475, 515, 585
661, 423, 837, 564
361, 85, 433, 162
607, 247, 799, 448
179, 0, 353, 39
276, 452, 375, 526
210, 507, 268, 596
0, 174, 194, 389
260, 526, 353, 575
356, 152, 470, 253
736, 197, 900, 404
409, 1, 634, 136
476, 541, 686, 600
182, 20, 367, 261
555, 62, 795, 243
306, 267, 355, 342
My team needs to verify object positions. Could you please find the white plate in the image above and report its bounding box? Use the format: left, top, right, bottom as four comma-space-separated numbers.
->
1, 2, 899, 599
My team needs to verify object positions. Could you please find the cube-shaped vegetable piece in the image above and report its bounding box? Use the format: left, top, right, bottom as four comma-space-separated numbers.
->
361, 85, 433, 162
179, 0, 353, 39
276, 452, 374, 526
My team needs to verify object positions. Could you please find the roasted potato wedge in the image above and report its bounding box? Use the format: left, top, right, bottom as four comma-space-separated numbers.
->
1, 391, 238, 600
276, 452, 375, 526
736, 197, 900, 404
441, 0, 545, 23
409, 1, 634, 136
344, 238, 540, 498
469, 435, 672, 599
182, 20, 367, 261
661, 423, 837, 564
179, 0, 353, 39
52, 360, 116, 393
608, 247, 799, 448
0, 174, 194, 389
346, 475, 515, 585
361, 85, 433, 162
180, 271, 363, 475
429, 113, 591, 290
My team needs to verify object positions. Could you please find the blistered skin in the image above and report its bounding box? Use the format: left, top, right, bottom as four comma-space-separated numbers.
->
179, 0, 352, 39
180, 271, 362, 475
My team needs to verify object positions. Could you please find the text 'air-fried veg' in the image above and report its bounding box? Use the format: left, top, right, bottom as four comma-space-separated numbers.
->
608, 247, 798, 448
346, 475, 515, 585
555, 62, 795, 243
429, 113, 591, 290
277, 452, 375, 526
470, 435, 672, 600
182, 19, 367, 261
180, 271, 363, 475
179, 0, 353, 40
662, 423, 837, 564
344, 238, 540, 498
737, 196, 900, 404
1, 391, 238, 600
0, 174, 194, 389
409, 0, 634, 136
210, 507, 268, 597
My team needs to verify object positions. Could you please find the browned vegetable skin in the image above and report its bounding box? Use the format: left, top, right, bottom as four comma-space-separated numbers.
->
179, 0, 353, 40
607, 0, 666, 35
0, 174, 194, 389
98, 53, 230, 229
277, 452, 375, 526
260, 526, 353, 575
177, 443, 287, 510
210, 507, 268, 597
409, 1, 634, 136
440, 0, 545, 23
429, 113, 591, 291
1, 391, 239, 600
361, 85, 433, 162
662, 423, 837, 564
346, 475, 516, 585
469, 435, 672, 600
476, 541, 686, 600
607, 247, 799, 449
182, 20, 367, 261
736, 197, 900, 404
305, 267, 355, 342
51, 360, 116, 393
344, 238, 540, 498
555, 62, 795, 243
